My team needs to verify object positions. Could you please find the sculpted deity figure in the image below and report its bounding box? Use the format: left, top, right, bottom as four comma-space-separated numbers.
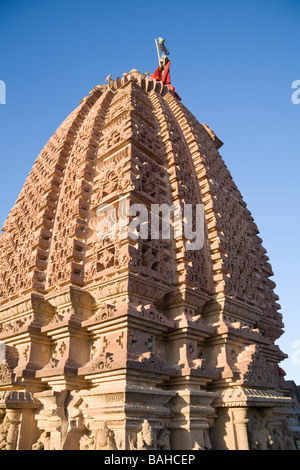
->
136, 420, 155, 450
0, 415, 10, 450
97, 421, 117, 450
79, 421, 117, 450
32, 431, 51, 450
281, 420, 297, 450
157, 428, 171, 450
272, 427, 284, 450
247, 410, 273, 450
79, 432, 96, 451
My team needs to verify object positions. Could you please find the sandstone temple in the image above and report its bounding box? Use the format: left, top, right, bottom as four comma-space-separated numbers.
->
0, 67, 297, 450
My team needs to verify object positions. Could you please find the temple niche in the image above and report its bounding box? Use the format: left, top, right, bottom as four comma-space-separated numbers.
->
0, 63, 296, 450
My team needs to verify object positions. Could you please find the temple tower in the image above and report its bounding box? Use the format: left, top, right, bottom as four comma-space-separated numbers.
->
0, 69, 293, 450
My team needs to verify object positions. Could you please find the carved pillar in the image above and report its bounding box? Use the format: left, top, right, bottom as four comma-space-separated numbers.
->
232, 408, 249, 450
0, 294, 56, 392
168, 387, 217, 450
79, 383, 175, 450
35, 287, 94, 391
5, 409, 21, 450
34, 390, 69, 450
0, 391, 41, 450
17, 408, 39, 450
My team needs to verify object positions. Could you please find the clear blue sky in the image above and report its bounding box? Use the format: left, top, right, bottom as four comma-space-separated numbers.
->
0, 0, 299, 383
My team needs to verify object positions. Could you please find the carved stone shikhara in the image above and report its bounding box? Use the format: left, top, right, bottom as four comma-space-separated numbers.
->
0, 70, 295, 450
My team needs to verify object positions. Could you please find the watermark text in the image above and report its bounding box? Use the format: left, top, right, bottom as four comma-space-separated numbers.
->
91, 197, 205, 251
0, 80, 6, 104
291, 80, 300, 105
291, 340, 300, 365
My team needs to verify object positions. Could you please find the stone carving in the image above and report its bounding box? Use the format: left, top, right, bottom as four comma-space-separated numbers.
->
190, 430, 212, 451
272, 427, 284, 450
133, 352, 172, 375
203, 429, 213, 450
91, 149, 133, 208
134, 302, 173, 327
0, 415, 9, 450
0, 67, 293, 451
0, 363, 14, 385
137, 420, 155, 450
32, 431, 51, 450
166, 91, 282, 331
46, 90, 113, 291
247, 410, 274, 450
236, 345, 278, 388
80, 422, 117, 450
0, 89, 105, 302
85, 304, 117, 325
79, 432, 95, 450
0, 345, 18, 386
157, 428, 171, 450
0, 317, 29, 335
150, 92, 215, 294
97, 421, 117, 450
280, 420, 297, 450
91, 352, 114, 371
129, 420, 156, 450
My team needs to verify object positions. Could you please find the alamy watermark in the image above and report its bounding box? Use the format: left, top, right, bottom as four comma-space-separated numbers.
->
291, 80, 300, 105
291, 340, 300, 365
0, 80, 6, 104
91, 196, 205, 251
0, 341, 5, 364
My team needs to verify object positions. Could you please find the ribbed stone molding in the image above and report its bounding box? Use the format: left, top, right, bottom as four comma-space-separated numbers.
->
0, 69, 293, 450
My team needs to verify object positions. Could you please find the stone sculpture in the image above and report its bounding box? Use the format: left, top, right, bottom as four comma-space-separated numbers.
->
0, 67, 294, 450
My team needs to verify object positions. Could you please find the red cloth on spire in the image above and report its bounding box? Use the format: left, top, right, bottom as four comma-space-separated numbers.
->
161, 60, 171, 85
150, 66, 162, 81
277, 364, 286, 377
150, 60, 181, 100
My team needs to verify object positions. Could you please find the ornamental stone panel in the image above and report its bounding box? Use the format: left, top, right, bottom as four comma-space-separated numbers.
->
0, 70, 294, 450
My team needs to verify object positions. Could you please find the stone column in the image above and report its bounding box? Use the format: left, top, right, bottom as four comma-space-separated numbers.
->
80, 383, 175, 450
34, 390, 69, 450
5, 409, 22, 450
0, 391, 42, 450
232, 407, 249, 450
17, 408, 39, 450
168, 386, 218, 450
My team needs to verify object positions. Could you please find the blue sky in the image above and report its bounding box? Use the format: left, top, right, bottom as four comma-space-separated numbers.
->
0, 0, 299, 383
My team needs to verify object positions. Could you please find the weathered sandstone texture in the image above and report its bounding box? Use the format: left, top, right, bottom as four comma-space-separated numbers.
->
0, 70, 295, 450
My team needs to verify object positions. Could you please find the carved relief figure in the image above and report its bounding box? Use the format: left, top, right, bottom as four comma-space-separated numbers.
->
32, 431, 51, 450
0, 415, 10, 450
79, 424, 118, 451
247, 410, 273, 450
272, 427, 284, 450
136, 420, 155, 450
281, 419, 297, 450
157, 428, 171, 450
79, 432, 96, 451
